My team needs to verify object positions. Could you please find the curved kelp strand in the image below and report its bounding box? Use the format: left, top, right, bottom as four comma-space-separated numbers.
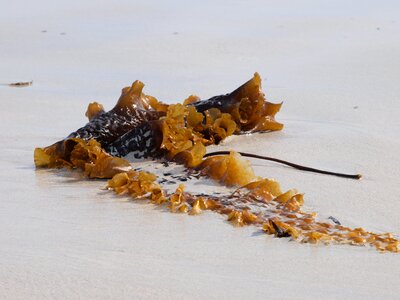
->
204, 151, 362, 180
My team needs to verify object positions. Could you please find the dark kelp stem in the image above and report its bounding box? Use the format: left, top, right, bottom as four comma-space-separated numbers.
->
204, 151, 362, 180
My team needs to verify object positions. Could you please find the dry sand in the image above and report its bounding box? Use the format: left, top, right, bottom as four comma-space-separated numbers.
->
1, 0, 400, 299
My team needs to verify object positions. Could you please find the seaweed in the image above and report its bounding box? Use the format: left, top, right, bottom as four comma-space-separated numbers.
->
34, 74, 399, 253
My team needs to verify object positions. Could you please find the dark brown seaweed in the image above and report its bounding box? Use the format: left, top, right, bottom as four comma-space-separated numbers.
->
34, 81, 164, 167
105, 73, 283, 158
34, 73, 283, 168
68, 81, 164, 148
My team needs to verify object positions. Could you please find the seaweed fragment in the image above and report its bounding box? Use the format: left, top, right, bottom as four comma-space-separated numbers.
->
8, 81, 33, 87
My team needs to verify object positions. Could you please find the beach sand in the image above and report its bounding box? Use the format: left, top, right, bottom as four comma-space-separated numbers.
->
1, 0, 400, 299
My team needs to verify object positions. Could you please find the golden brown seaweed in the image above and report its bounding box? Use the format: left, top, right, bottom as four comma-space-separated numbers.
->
85, 102, 105, 121
188, 73, 283, 132
104, 151, 399, 252
34, 81, 166, 168
35, 139, 132, 178
35, 73, 283, 169
33, 74, 399, 253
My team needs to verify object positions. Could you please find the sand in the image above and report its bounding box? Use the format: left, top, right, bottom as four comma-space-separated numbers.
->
1, 0, 400, 299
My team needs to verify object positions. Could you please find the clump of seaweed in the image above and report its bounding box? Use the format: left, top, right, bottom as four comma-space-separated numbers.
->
34, 74, 399, 253
34, 73, 283, 168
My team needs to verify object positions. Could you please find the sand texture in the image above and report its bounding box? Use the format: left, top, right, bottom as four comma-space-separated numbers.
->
1, 0, 400, 299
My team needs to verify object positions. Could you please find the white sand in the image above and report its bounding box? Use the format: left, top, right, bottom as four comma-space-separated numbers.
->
1, 0, 400, 299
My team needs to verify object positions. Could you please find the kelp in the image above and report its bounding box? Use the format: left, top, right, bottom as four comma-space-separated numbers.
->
34, 80, 165, 168
104, 151, 399, 252
34, 138, 132, 178
35, 73, 281, 166
188, 72, 283, 133
34, 73, 399, 253
199, 151, 258, 186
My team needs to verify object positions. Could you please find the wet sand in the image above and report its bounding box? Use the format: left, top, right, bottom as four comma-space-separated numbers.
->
1, 1, 400, 299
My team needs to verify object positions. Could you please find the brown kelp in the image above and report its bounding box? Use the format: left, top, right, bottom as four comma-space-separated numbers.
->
35, 73, 283, 173
34, 74, 399, 253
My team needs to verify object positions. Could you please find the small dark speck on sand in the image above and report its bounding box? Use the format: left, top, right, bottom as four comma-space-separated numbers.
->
60, 32, 66, 35
353, 105, 358, 109
7, 81, 33, 87
328, 216, 341, 225
41, 30, 47, 33
163, 172, 172, 176
162, 161, 169, 167
173, 32, 179, 35
376, 27, 380, 30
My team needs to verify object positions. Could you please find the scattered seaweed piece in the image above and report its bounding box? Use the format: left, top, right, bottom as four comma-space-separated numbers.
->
5, 81, 33, 87
102, 151, 398, 252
